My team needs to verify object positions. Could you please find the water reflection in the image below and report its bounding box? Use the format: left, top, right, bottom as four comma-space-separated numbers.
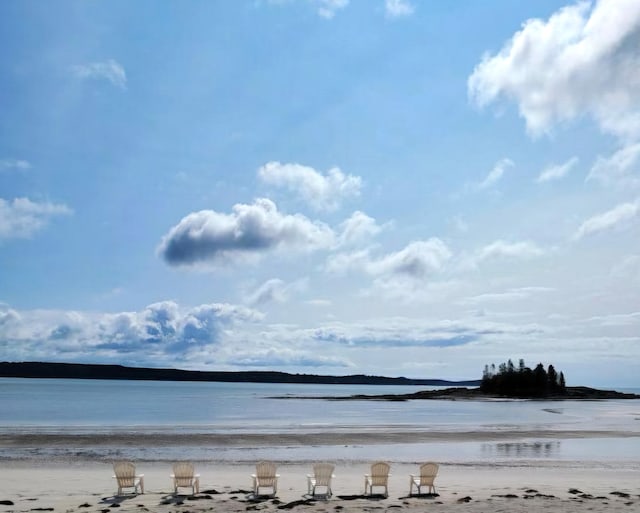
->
481, 440, 561, 459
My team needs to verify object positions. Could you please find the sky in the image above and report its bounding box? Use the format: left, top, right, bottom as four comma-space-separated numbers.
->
1, 0, 639, 387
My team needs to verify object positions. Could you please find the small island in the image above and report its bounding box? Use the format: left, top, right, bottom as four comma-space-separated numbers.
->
274, 360, 640, 401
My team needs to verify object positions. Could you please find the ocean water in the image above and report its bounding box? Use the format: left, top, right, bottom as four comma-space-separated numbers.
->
1, 378, 639, 466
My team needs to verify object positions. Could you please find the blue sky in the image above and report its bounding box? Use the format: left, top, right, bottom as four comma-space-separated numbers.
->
1, 0, 639, 387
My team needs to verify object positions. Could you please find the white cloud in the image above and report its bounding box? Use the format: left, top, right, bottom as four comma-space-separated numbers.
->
573, 200, 640, 239
468, 240, 546, 268
385, 0, 414, 18
258, 161, 362, 211
479, 158, 514, 188
0, 159, 30, 172
158, 198, 335, 267
71, 59, 127, 89
468, 0, 640, 140
0, 301, 263, 364
338, 211, 385, 246
327, 238, 452, 281
314, 0, 349, 18
461, 286, 555, 305
537, 156, 579, 183
0, 197, 72, 239
245, 278, 307, 306
246, 279, 288, 306
368, 239, 452, 279
587, 142, 640, 186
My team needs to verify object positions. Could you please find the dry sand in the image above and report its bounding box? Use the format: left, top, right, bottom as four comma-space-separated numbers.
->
2, 460, 639, 513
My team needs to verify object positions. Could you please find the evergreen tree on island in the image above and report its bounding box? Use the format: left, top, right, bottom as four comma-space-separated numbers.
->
481, 359, 567, 398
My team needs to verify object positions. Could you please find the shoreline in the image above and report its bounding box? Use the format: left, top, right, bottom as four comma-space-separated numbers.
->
3, 427, 640, 446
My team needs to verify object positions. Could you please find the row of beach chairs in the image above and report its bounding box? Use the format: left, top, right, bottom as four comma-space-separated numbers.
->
113, 460, 439, 498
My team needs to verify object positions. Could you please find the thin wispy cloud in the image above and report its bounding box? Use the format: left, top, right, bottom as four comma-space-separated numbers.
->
71, 59, 127, 89
479, 158, 514, 189
314, 0, 349, 19
574, 200, 640, 240
0, 197, 72, 239
537, 157, 578, 183
0, 159, 30, 172
587, 143, 640, 186
385, 0, 414, 18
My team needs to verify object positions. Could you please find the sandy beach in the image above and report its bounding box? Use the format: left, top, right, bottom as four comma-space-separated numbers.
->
2, 456, 639, 513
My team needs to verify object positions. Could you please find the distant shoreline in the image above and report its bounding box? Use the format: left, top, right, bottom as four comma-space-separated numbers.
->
0, 361, 480, 387
275, 386, 640, 401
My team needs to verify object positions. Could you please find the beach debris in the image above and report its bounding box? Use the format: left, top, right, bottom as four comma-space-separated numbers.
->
187, 495, 214, 501
456, 496, 472, 503
568, 488, 583, 495
491, 494, 518, 499
78, 503, 91, 508
611, 491, 631, 498
276, 499, 316, 510
30, 508, 54, 511
0, 501, 14, 506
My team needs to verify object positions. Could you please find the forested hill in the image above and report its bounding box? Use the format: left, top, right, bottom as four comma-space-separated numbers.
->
0, 361, 481, 386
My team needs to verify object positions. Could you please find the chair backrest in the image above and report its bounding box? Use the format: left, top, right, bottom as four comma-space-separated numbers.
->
312, 463, 335, 486
113, 461, 137, 487
419, 462, 439, 485
255, 461, 277, 485
370, 461, 390, 486
173, 462, 195, 486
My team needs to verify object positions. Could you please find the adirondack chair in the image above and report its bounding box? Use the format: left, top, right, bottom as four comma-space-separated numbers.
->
113, 461, 144, 495
364, 461, 390, 497
409, 462, 439, 495
251, 461, 279, 497
171, 461, 200, 495
306, 463, 335, 498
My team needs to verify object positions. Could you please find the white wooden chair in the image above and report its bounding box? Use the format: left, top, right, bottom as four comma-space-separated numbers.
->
306, 463, 335, 498
171, 461, 200, 495
409, 462, 439, 495
364, 461, 390, 497
251, 461, 279, 497
113, 461, 144, 495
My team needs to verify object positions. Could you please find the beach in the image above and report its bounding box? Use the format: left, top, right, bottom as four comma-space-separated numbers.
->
2, 459, 639, 513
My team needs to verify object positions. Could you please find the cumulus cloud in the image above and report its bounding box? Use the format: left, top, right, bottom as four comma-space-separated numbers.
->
327, 238, 452, 282
158, 198, 335, 267
0, 301, 263, 364
587, 142, 640, 186
479, 158, 514, 188
258, 161, 362, 211
537, 156, 579, 183
71, 59, 127, 89
385, 0, 414, 18
0, 197, 72, 239
338, 211, 385, 246
468, 0, 640, 140
0, 159, 30, 172
573, 200, 640, 239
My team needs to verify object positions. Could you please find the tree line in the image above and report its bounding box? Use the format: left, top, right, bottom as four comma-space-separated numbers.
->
480, 359, 566, 398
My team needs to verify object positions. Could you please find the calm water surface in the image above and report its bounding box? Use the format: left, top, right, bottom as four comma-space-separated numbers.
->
1, 378, 639, 465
